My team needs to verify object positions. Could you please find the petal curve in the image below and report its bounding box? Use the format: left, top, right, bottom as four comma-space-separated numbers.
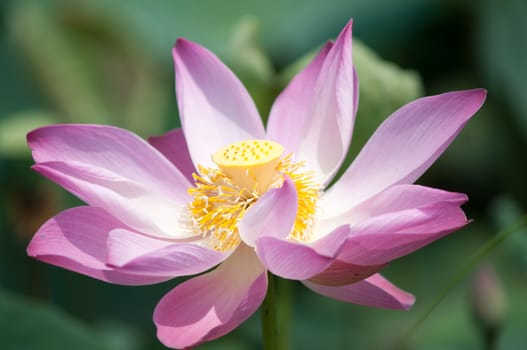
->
238, 176, 298, 246
106, 229, 228, 277
304, 273, 415, 310
336, 205, 468, 266
27, 206, 198, 285
28, 124, 190, 200
318, 184, 467, 231
154, 245, 267, 349
318, 185, 469, 266
254, 225, 350, 280
32, 161, 191, 239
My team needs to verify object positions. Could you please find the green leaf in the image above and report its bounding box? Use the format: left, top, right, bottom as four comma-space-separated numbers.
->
0, 111, 57, 158
350, 39, 424, 157
0, 289, 132, 350
7, 2, 172, 136
224, 17, 277, 119
7, 2, 111, 124
489, 195, 527, 269
478, 0, 527, 137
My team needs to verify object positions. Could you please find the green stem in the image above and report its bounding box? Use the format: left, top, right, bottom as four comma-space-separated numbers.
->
397, 215, 527, 348
261, 272, 278, 350
484, 326, 499, 350
276, 277, 292, 350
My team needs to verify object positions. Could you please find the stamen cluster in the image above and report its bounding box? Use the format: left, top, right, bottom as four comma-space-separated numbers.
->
188, 143, 321, 252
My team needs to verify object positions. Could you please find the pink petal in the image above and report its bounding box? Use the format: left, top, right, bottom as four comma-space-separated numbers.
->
256, 184, 468, 279
267, 20, 357, 185
148, 128, 196, 183
238, 176, 298, 246
267, 42, 333, 154
304, 273, 415, 310
323, 89, 487, 212
325, 185, 469, 266
350, 184, 468, 217
27, 206, 202, 285
154, 245, 267, 349
32, 161, 191, 239
173, 39, 265, 169
28, 124, 190, 200
319, 184, 467, 230
254, 225, 350, 280
337, 205, 468, 266
106, 229, 228, 277
241, 177, 352, 280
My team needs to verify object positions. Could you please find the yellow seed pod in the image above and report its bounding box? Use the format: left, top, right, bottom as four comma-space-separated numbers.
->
212, 140, 284, 193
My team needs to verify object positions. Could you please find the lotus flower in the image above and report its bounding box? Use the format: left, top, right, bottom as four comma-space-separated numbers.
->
27, 20, 486, 349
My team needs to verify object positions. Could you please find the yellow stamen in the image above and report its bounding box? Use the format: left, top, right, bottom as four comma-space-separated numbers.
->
188, 140, 320, 251
277, 154, 321, 241
188, 166, 252, 251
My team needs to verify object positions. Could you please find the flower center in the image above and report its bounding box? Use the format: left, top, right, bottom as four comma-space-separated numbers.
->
212, 140, 284, 193
188, 139, 321, 251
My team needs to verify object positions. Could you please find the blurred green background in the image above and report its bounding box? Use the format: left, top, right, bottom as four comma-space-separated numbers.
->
1, 0, 526, 349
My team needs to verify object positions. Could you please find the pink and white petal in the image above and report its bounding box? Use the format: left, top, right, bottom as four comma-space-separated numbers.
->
315, 184, 469, 266
323, 89, 487, 213
148, 128, 196, 183
267, 20, 357, 185
303, 273, 415, 310
267, 42, 332, 154
349, 184, 467, 220
27, 206, 183, 285
238, 177, 298, 247
173, 39, 265, 168
154, 245, 267, 349
106, 229, 229, 277
32, 161, 192, 239
254, 225, 350, 280
28, 124, 190, 200
318, 184, 467, 230
336, 205, 468, 266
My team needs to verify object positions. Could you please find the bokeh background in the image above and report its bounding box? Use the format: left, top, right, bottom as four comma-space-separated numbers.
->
1, 0, 526, 349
